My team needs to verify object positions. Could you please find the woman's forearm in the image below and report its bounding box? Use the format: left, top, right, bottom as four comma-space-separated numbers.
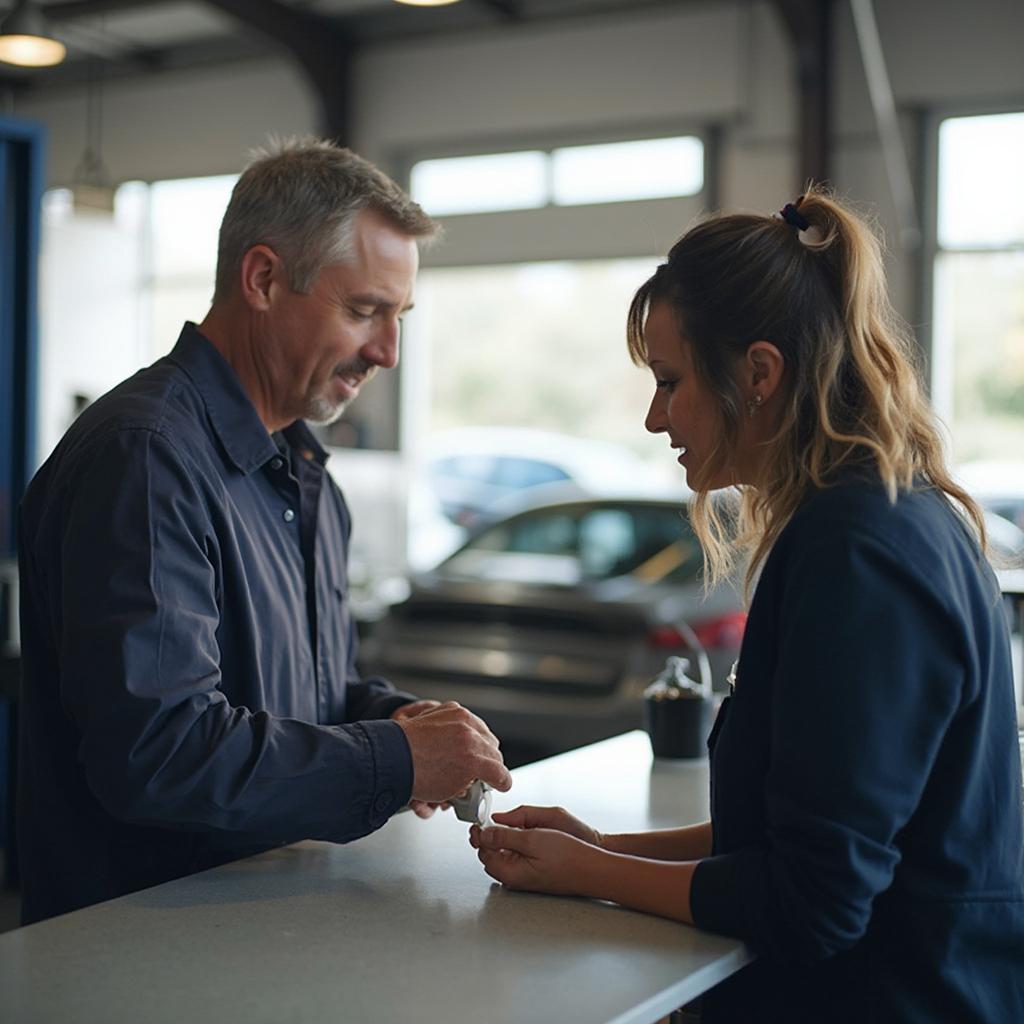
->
586, 847, 698, 925
599, 820, 712, 861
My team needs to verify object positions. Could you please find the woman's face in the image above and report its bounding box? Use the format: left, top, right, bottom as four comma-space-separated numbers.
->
643, 301, 764, 491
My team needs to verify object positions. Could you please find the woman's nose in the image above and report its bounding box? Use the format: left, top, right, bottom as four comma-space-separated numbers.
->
645, 395, 667, 434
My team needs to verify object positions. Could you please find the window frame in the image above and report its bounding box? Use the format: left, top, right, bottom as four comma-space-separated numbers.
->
919, 98, 1024, 428
392, 121, 717, 268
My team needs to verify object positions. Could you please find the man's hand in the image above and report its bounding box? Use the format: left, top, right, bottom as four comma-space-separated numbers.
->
394, 701, 512, 804
390, 699, 442, 723
470, 825, 600, 895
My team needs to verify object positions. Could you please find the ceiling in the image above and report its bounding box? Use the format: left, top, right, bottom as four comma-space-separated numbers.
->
2, 0, 701, 92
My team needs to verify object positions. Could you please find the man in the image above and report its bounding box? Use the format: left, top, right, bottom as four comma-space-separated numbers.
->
17, 139, 511, 925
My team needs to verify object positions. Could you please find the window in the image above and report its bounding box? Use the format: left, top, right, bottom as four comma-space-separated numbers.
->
149, 175, 237, 358
410, 135, 704, 216
410, 151, 547, 216
409, 258, 674, 472
931, 112, 1024, 464
551, 137, 704, 206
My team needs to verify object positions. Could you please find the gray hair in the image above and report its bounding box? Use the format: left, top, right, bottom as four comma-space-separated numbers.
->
213, 137, 437, 301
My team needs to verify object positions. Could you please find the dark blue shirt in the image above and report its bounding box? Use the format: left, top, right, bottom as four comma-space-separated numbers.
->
691, 478, 1024, 1023
17, 324, 415, 924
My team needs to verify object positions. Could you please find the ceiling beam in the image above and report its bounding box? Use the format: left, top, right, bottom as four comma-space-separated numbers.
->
476, 0, 524, 22
772, 0, 834, 189
201, 0, 354, 143
43, 0, 167, 18
44, 0, 354, 140
849, 0, 919, 248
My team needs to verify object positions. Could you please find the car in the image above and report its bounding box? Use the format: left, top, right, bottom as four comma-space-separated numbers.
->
986, 510, 1024, 564
956, 461, 1024, 533
361, 491, 744, 761
418, 427, 668, 531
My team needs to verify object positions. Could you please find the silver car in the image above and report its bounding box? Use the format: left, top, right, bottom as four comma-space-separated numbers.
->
362, 494, 745, 759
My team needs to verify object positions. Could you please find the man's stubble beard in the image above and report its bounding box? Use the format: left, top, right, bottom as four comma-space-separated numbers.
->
303, 358, 378, 426
304, 393, 350, 426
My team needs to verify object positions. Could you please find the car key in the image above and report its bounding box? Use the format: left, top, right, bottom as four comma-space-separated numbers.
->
449, 779, 493, 827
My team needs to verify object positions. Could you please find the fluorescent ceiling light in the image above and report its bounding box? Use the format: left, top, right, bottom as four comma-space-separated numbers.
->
393, 0, 463, 7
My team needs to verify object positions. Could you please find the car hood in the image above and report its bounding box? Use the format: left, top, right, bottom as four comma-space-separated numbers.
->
395, 570, 736, 629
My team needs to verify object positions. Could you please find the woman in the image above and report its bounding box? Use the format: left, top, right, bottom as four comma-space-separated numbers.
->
470, 188, 1024, 1022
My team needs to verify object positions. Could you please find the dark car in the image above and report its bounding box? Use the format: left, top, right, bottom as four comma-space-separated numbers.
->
362, 493, 745, 760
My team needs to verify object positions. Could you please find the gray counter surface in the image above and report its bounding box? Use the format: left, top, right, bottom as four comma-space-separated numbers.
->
0, 730, 751, 1024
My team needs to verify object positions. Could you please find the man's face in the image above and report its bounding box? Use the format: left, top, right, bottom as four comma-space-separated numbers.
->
264, 208, 419, 427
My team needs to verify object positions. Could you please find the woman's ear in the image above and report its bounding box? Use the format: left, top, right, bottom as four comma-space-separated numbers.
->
744, 340, 785, 403
239, 245, 283, 312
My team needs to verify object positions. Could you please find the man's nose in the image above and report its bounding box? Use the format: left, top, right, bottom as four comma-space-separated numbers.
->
364, 319, 401, 369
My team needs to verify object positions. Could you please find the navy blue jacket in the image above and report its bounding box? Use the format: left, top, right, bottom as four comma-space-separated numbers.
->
691, 477, 1024, 1023
17, 325, 415, 924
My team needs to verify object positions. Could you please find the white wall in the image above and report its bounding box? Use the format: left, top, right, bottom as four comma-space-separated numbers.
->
352, 4, 744, 156
19, 58, 317, 186
37, 196, 149, 458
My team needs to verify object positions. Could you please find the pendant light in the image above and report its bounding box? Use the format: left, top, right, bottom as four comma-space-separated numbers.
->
0, 0, 66, 68
71, 54, 115, 214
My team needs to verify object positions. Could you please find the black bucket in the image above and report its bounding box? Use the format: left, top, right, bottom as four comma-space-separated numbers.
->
645, 694, 713, 759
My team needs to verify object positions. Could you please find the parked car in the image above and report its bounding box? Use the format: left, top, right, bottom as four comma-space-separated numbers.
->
362, 491, 744, 759
986, 510, 1024, 563
956, 461, 1024, 533
419, 427, 667, 531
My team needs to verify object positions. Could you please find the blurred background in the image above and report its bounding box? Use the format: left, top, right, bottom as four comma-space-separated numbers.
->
0, 0, 1022, 878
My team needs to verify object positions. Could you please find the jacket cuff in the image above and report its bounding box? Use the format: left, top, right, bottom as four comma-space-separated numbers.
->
691, 853, 749, 939
356, 718, 415, 828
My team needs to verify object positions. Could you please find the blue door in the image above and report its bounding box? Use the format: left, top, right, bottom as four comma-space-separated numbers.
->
0, 115, 44, 884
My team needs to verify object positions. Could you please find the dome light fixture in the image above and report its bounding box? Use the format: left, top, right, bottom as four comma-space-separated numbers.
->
393, 0, 463, 7
0, 0, 66, 68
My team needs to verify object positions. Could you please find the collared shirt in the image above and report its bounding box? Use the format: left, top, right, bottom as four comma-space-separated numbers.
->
17, 323, 415, 924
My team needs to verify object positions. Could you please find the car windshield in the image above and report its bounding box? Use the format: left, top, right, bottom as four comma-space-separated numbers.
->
441, 503, 703, 585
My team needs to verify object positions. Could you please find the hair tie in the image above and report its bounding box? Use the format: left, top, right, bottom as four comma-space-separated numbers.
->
780, 202, 810, 231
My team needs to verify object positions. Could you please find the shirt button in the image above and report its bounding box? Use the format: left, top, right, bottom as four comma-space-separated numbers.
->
374, 793, 393, 815
283, 508, 295, 523
270, 457, 283, 471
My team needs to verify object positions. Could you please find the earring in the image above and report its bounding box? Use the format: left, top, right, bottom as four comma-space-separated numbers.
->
746, 393, 764, 417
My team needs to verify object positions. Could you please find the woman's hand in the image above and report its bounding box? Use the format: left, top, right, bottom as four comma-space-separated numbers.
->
470, 824, 602, 896
470, 820, 700, 924
482, 805, 604, 847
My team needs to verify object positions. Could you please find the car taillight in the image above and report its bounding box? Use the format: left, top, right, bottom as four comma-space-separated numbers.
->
647, 611, 747, 650
647, 624, 689, 649
693, 611, 747, 648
